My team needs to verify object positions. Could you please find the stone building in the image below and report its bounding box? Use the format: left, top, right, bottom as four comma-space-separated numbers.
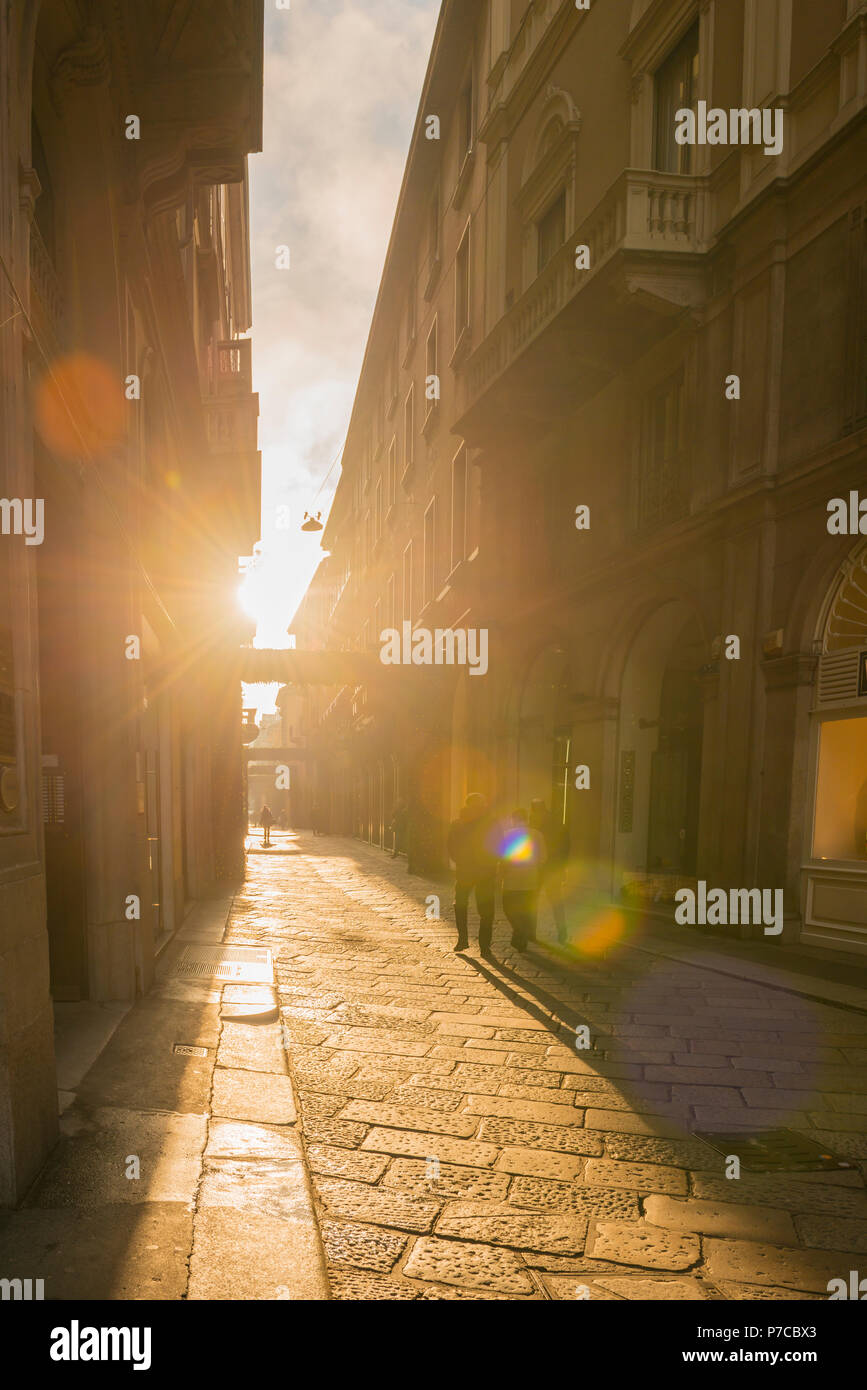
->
293, 0, 867, 950
0, 0, 262, 1202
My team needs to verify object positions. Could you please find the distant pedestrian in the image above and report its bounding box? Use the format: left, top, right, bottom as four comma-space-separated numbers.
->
260, 803, 274, 848
499, 807, 547, 952
388, 798, 408, 858
530, 798, 569, 944
311, 802, 327, 836
447, 792, 498, 956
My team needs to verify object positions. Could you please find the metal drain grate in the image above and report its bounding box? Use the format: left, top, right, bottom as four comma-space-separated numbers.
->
695, 1128, 853, 1173
174, 944, 274, 984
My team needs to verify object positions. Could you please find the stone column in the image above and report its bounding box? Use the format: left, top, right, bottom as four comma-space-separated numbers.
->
758, 650, 817, 938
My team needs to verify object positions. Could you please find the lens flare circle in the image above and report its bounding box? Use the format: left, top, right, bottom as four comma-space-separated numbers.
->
35, 352, 126, 460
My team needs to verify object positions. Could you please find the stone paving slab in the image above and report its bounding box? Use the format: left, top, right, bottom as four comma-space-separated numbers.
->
234, 833, 867, 1301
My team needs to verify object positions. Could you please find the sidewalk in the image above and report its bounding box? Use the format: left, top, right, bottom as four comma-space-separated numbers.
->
0, 880, 329, 1300
606, 909, 867, 1015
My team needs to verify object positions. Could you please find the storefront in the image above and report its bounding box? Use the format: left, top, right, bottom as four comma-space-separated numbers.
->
802, 545, 867, 952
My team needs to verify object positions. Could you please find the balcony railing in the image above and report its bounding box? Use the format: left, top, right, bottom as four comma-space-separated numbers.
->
212, 337, 252, 396
460, 170, 708, 415
204, 396, 258, 451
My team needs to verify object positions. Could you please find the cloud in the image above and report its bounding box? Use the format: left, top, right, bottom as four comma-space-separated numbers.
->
244, 0, 440, 684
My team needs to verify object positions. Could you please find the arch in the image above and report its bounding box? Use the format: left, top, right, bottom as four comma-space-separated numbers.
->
598, 588, 711, 704
522, 84, 582, 187
816, 539, 867, 653
782, 535, 867, 660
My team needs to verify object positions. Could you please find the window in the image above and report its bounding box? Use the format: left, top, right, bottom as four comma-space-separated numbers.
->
374, 598, 382, 642
459, 75, 474, 164
813, 716, 867, 861
654, 24, 699, 175
423, 499, 437, 607
537, 190, 566, 274
451, 446, 468, 570
387, 437, 397, 510
362, 619, 370, 651
402, 541, 414, 624
387, 572, 395, 629
387, 340, 399, 410
428, 187, 440, 263
374, 394, 384, 453
374, 477, 383, 543
425, 318, 438, 425
637, 369, 687, 527
425, 186, 441, 296
403, 385, 415, 478
455, 222, 471, 343
406, 283, 417, 351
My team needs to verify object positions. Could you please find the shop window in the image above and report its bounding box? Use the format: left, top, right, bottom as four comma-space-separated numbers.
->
813, 716, 867, 861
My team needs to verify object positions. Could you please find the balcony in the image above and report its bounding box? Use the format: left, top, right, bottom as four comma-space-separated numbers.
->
455, 170, 710, 444
201, 338, 260, 554
211, 338, 253, 396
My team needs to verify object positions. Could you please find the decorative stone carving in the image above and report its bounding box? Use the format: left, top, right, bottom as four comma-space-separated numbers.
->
18, 163, 41, 220
50, 26, 111, 111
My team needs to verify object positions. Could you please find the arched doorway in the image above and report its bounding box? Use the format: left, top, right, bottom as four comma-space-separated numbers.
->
803, 544, 867, 950
615, 602, 704, 896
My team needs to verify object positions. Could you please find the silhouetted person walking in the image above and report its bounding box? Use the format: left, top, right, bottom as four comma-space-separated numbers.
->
260, 803, 274, 848
447, 792, 498, 956
500, 807, 546, 951
530, 798, 569, 944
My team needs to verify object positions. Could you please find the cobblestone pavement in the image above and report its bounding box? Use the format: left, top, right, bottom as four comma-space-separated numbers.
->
230, 831, 867, 1301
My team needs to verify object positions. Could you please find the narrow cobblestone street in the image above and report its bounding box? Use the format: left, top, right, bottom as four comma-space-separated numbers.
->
230, 831, 867, 1300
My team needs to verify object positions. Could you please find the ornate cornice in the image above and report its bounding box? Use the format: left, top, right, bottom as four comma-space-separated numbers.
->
50, 25, 111, 112
762, 651, 818, 691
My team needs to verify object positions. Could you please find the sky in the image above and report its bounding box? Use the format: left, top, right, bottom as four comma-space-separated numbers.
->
240, 0, 441, 716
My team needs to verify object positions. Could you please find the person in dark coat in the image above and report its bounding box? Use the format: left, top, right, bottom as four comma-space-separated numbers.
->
529, 798, 569, 943
260, 803, 274, 848
446, 792, 498, 956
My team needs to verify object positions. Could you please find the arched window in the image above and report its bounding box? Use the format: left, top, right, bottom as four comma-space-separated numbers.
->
517, 89, 581, 291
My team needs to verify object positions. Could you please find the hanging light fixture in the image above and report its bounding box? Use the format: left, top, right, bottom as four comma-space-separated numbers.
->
301, 511, 323, 532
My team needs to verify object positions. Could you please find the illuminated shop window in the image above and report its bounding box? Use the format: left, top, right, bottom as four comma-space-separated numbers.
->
813, 715, 867, 861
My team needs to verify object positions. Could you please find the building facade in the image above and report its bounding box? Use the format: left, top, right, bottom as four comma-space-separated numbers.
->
293, 0, 867, 952
0, 0, 263, 1203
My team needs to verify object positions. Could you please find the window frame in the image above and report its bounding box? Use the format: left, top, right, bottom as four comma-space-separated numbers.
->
450, 444, 468, 572
423, 497, 438, 609
652, 23, 699, 176
402, 383, 415, 483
